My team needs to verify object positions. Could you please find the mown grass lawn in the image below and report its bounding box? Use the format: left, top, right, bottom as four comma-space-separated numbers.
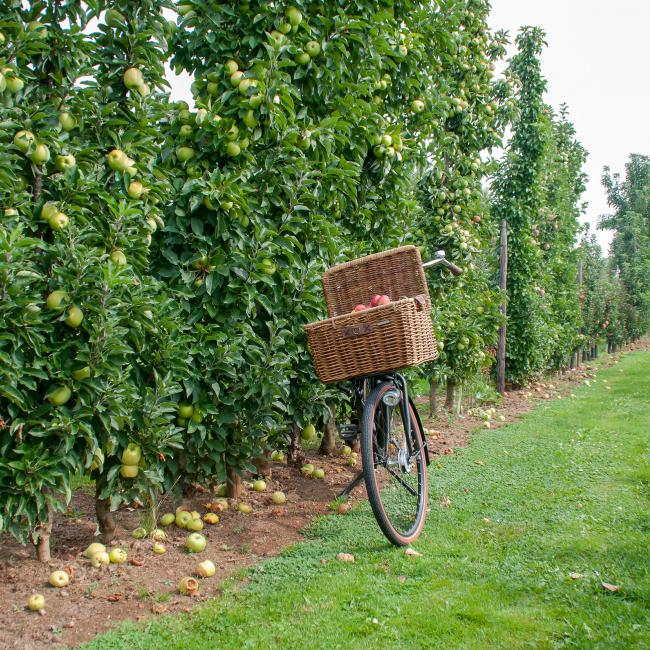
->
82, 351, 650, 650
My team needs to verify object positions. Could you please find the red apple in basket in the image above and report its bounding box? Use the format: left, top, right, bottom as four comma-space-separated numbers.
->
353, 304, 368, 312
376, 295, 391, 306
370, 294, 382, 307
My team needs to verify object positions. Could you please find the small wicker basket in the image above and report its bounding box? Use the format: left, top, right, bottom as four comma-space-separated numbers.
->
305, 246, 438, 383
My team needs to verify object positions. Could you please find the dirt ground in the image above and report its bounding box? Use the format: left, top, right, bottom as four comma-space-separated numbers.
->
1, 342, 645, 649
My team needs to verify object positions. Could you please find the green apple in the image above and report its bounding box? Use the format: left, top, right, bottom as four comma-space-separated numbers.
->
196, 560, 216, 577
46, 289, 68, 310
121, 442, 142, 466
107, 149, 129, 171
48, 385, 71, 406
176, 510, 192, 528
243, 110, 257, 129
305, 40, 321, 57
269, 30, 285, 46
411, 99, 425, 113
294, 50, 310, 65
127, 180, 144, 199
176, 146, 195, 162
123, 67, 144, 90
85, 542, 106, 558
90, 551, 110, 567
160, 513, 175, 526
238, 78, 257, 96
301, 424, 316, 440
178, 403, 194, 419
150, 529, 167, 541
58, 112, 77, 131
312, 468, 325, 479
6, 76, 24, 94
286, 6, 302, 26
72, 365, 91, 380
179, 124, 193, 138
65, 305, 83, 328
252, 479, 266, 492
49, 211, 69, 230
49, 570, 70, 588
152, 542, 166, 554
185, 532, 207, 553
272, 491, 286, 504
28, 144, 50, 165
28, 594, 45, 611
191, 408, 204, 424
179, 576, 199, 594
131, 527, 147, 539
278, 20, 292, 35
120, 464, 138, 478
55, 154, 76, 171
341, 445, 352, 456
249, 94, 263, 109
237, 503, 252, 514
224, 60, 239, 75
300, 463, 314, 476
230, 70, 244, 87
110, 250, 127, 266
109, 548, 128, 564
260, 258, 276, 274
226, 141, 241, 157
137, 83, 150, 97
13, 130, 35, 152
271, 450, 285, 461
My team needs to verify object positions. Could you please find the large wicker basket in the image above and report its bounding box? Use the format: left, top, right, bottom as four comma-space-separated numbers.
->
305, 246, 438, 383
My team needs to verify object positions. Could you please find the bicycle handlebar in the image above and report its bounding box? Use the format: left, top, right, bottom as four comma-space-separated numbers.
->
422, 250, 463, 276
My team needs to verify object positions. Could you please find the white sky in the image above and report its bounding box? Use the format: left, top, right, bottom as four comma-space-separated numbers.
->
489, 0, 650, 254
168, 2, 650, 255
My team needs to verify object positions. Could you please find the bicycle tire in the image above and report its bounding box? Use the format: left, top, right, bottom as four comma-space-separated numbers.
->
360, 380, 428, 546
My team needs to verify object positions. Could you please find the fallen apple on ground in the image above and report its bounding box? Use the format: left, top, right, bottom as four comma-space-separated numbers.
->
237, 503, 252, 514
160, 513, 175, 526
272, 491, 286, 504
28, 594, 45, 611
185, 533, 207, 553
179, 576, 199, 595
109, 548, 128, 564
49, 570, 70, 588
85, 542, 106, 559
196, 560, 216, 578
252, 479, 266, 492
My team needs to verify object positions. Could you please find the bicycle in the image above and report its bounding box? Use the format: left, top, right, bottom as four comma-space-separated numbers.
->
332, 250, 462, 546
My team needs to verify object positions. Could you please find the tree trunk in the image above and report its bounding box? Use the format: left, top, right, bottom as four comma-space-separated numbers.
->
95, 484, 116, 544
445, 380, 456, 411
569, 352, 576, 369
177, 451, 194, 498
319, 402, 337, 456
32, 502, 53, 562
225, 464, 241, 498
287, 422, 304, 466
252, 452, 272, 478
428, 380, 439, 417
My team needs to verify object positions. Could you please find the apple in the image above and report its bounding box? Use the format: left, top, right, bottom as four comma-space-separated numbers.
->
49, 211, 69, 231
109, 548, 128, 564
121, 442, 142, 466
185, 533, 207, 553
249, 94, 263, 109
48, 385, 71, 406
252, 479, 266, 492
150, 529, 166, 541
64, 305, 84, 328
203, 513, 219, 525
178, 108, 192, 123
179, 576, 199, 595
187, 517, 204, 532
278, 20, 292, 34
127, 181, 144, 200
353, 304, 368, 312
196, 560, 216, 578
131, 527, 147, 539
178, 403, 194, 419
272, 491, 286, 504
179, 124, 193, 138
302, 424, 316, 441
49, 570, 70, 588
176, 510, 192, 528
28, 594, 45, 611
226, 141, 241, 157
312, 468, 325, 479
376, 295, 391, 306
411, 99, 425, 113
6, 76, 24, 94
369, 294, 381, 307
300, 463, 314, 476
237, 503, 252, 514
69, 365, 90, 381
260, 258, 276, 275
123, 67, 144, 90
85, 542, 106, 559
176, 146, 195, 162
243, 109, 257, 129
216, 484, 227, 497
28, 144, 50, 165
224, 60, 239, 75
238, 78, 256, 96
269, 30, 285, 45
110, 250, 127, 266
137, 83, 150, 97
347, 456, 357, 467
55, 154, 76, 172
46, 290, 69, 310
107, 149, 129, 171
294, 50, 310, 65
305, 40, 321, 57
191, 409, 204, 424
381, 134, 393, 147
120, 464, 138, 478
58, 112, 77, 131
13, 130, 35, 152
160, 513, 175, 526
286, 6, 302, 26
230, 70, 244, 87
341, 445, 352, 456
90, 551, 110, 567
152, 543, 166, 554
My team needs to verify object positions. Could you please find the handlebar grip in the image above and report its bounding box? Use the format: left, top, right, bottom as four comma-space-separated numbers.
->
446, 261, 463, 276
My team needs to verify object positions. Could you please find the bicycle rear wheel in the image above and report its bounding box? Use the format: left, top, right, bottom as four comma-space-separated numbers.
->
360, 380, 428, 546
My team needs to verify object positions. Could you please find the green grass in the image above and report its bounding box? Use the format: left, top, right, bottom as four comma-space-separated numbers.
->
81, 351, 650, 650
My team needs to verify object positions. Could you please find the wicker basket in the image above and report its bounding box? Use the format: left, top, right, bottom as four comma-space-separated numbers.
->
305, 246, 438, 383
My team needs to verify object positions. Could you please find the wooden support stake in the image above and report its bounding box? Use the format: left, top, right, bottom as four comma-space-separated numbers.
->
496, 219, 508, 394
